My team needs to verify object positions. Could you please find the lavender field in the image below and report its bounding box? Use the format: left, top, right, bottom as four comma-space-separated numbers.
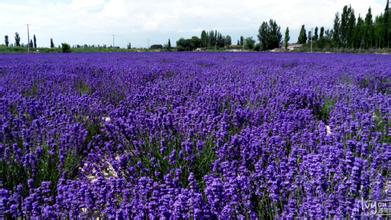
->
0, 52, 390, 218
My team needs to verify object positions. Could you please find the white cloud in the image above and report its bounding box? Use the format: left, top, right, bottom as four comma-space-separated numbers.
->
0, 0, 386, 47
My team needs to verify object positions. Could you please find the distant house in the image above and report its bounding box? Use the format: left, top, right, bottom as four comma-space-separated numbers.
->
287, 44, 303, 51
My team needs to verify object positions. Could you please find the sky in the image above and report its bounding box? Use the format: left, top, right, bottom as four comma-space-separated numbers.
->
0, 0, 387, 48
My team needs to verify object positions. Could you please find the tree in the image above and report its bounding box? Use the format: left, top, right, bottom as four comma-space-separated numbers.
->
314, 27, 319, 41
190, 36, 201, 49
354, 16, 365, 48
340, 5, 355, 48
258, 22, 269, 50
150, 44, 163, 50
347, 6, 356, 48
240, 36, 244, 46
298, 25, 307, 44
258, 19, 282, 50
29, 40, 33, 48
33, 34, 37, 48
269, 20, 282, 48
384, 0, 390, 47
284, 27, 290, 49
176, 38, 192, 51
374, 14, 385, 48
4, 35, 9, 47
364, 8, 374, 48
244, 37, 255, 50
61, 43, 71, 53
319, 27, 325, 48
333, 13, 341, 47
225, 35, 232, 47
320, 27, 325, 40
15, 32, 21, 47
201, 30, 208, 48
50, 38, 55, 48
167, 39, 171, 50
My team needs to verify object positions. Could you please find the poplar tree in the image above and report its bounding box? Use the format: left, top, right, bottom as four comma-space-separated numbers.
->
298, 25, 307, 44
284, 27, 290, 49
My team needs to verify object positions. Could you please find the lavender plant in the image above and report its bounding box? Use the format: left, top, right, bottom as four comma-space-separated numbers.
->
0, 52, 390, 218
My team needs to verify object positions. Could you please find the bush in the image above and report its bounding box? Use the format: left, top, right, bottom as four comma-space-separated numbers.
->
61, 43, 71, 53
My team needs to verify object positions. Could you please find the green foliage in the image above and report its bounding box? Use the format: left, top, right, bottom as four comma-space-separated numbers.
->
330, 2, 391, 49
198, 30, 231, 49
201, 31, 208, 48
298, 25, 307, 44
50, 38, 55, 48
284, 27, 290, 49
61, 43, 71, 53
313, 99, 336, 123
150, 44, 163, 50
333, 13, 341, 47
313, 27, 319, 41
373, 110, 390, 144
4, 35, 9, 47
33, 34, 37, 49
176, 38, 193, 51
14, 32, 20, 47
244, 37, 256, 50
75, 79, 91, 95
258, 19, 282, 50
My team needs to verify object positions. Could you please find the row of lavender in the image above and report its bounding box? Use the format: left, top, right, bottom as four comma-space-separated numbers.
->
0, 52, 389, 218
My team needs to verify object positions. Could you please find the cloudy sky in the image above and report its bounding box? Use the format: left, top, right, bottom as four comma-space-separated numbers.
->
0, 0, 387, 48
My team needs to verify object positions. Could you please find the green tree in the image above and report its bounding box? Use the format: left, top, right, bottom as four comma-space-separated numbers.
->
284, 27, 290, 49
29, 40, 33, 48
244, 37, 255, 50
384, 0, 390, 47
33, 34, 37, 48
190, 36, 201, 49
201, 30, 208, 48
313, 27, 319, 41
347, 7, 356, 48
50, 38, 55, 48
258, 21, 269, 50
365, 8, 374, 48
240, 36, 244, 46
4, 35, 9, 47
269, 20, 282, 48
298, 25, 307, 44
340, 5, 356, 48
225, 35, 232, 47
320, 27, 325, 40
354, 16, 365, 48
14, 32, 21, 47
319, 27, 325, 48
176, 38, 193, 51
127, 42, 131, 49
374, 14, 385, 48
61, 43, 71, 53
167, 39, 171, 50
258, 19, 282, 50
332, 13, 341, 47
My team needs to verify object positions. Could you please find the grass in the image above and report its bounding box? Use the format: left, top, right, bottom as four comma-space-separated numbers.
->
373, 110, 390, 144
313, 98, 336, 124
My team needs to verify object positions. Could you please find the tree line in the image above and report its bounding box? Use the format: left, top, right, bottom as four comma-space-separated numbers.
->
298, 0, 391, 50
3, 32, 57, 49
176, 0, 391, 51
176, 30, 232, 51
